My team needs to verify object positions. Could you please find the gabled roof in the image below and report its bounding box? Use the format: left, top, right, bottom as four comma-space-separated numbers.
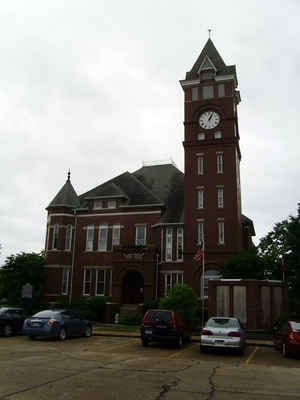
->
133, 163, 184, 225
47, 178, 80, 210
242, 214, 256, 236
185, 38, 237, 81
79, 171, 163, 207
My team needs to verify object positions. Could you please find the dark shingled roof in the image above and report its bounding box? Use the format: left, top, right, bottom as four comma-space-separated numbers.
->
186, 38, 237, 81
242, 214, 256, 236
47, 179, 80, 210
133, 164, 184, 224
79, 171, 163, 207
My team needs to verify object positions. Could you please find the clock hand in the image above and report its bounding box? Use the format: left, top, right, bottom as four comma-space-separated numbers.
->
208, 112, 213, 121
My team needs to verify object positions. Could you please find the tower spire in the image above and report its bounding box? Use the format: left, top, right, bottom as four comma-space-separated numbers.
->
208, 28, 211, 39
67, 169, 71, 181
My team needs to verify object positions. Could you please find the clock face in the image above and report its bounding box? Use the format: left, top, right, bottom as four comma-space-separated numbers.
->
199, 111, 220, 130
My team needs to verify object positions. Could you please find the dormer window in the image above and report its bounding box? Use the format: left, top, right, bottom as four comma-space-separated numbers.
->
94, 200, 103, 209
108, 200, 117, 209
201, 71, 215, 81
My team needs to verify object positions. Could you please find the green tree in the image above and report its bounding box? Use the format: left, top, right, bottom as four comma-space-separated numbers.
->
0, 252, 45, 307
258, 204, 300, 312
159, 284, 198, 323
219, 249, 266, 279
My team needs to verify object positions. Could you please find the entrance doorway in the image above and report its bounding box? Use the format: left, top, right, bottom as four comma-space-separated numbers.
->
122, 271, 144, 304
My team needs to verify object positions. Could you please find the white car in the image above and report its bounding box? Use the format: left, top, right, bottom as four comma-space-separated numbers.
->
200, 317, 246, 354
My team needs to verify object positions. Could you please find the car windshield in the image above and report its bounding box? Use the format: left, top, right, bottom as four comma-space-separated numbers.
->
146, 311, 172, 322
290, 322, 300, 331
206, 318, 239, 328
32, 311, 61, 319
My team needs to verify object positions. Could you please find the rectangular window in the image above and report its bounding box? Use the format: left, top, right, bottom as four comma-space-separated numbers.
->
197, 188, 204, 209
217, 153, 223, 174
166, 228, 173, 261
192, 87, 198, 101
107, 200, 116, 209
214, 131, 222, 139
83, 269, 92, 296
65, 224, 73, 251
52, 224, 59, 249
98, 224, 108, 251
218, 84, 225, 97
218, 221, 225, 244
197, 155, 204, 175
61, 268, 71, 295
136, 225, 146, 246
86, 225, 94, 251
94, 200, 103, 209
198, 133, 205, 141
112, 224, 121, 247
177, 228, 184, 261
217, 187, 224, 208
198, 222, 204, 245
95, 269, 106, 296
203, 86, 214, 99
164, 272, 184, 296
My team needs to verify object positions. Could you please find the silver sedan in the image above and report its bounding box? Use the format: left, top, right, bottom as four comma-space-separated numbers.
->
200, 317, 246, 354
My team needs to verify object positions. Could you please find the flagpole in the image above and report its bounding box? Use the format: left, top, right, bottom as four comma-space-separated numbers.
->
201, 240, 205, 329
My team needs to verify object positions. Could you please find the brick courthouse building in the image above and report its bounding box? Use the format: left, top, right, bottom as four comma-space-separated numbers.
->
44, 39, 255, 306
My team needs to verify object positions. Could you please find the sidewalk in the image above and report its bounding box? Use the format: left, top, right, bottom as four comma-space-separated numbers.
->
92, 325, 274, 347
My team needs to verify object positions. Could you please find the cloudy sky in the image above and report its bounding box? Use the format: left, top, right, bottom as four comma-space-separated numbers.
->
0, 0, 299, 263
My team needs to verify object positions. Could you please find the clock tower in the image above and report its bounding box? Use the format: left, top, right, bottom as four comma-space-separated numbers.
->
180, 38, 243, 288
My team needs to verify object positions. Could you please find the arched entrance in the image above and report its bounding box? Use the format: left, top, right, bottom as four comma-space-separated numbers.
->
122, 271, 144, 304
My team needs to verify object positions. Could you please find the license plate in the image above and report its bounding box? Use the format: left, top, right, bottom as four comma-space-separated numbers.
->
32, 322, 41, 327
157, 325, 167, 329
145, 329, 152, 334
215, 340, 224, 344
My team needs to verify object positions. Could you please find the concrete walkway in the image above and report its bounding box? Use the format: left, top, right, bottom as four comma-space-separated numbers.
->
93, 325, 274, 347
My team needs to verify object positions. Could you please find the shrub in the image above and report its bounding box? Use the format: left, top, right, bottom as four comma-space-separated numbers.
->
141, 299, 160, 314
119, 313, 143, 326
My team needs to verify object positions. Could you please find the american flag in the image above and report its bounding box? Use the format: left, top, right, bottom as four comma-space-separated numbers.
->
194, 241, 204, 262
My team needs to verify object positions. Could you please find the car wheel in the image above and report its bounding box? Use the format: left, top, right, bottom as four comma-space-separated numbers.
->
142, 338, 149, 347
83, 325, 92, 338
58, 327, 67, 341
282, 343, 290, 358
3, 324, 13, 337
177, 335, 183, 349
200, 345, 207, 353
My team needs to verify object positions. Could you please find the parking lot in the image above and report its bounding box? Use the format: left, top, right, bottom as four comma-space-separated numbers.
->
0, 335, 300, 399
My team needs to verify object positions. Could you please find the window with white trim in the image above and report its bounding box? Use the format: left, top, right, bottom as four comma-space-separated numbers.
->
217, 153, 223, 174
197, 221, 204, 245
164, 272, 184, 295
65, 224, 73, 251
198, 133, 205, 140
112, 224, 120, 247
197, 154, 204, 175
62, 268, 71, 295
98, 224, 108, 252
192, 87, 198, 101
218, 84, 225, 97
217, 187, 224, 208
95, 269, 106, 296
94, 200, 103, 209
52, 224, 59, 250
202, 269, 221, 298
197, 188, 204, 209
214, 131, 222, 139
177, 228, 183, 261
83, 269, 92, 296
203, 86, 214, 99
166, 228, 173, 261
136, 225, 146, 246
218, 221, 225, 244
108, 200, 116, 209
86, 225, 94, 251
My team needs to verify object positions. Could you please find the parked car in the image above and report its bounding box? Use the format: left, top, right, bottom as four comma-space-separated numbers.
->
23, 309, 93, 340
273, 320, 300, 357
0, 307, 26, 337
200, 317, 246, 354
140, 309, 192, 348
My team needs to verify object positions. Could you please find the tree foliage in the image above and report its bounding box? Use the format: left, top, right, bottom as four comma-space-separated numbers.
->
0, 252, 45, 307
258, 204, 300, 312
159, 284, 198, 322
219, 249, 266, 279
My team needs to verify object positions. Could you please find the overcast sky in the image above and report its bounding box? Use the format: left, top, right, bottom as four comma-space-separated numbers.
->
0, 0, 299, 264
